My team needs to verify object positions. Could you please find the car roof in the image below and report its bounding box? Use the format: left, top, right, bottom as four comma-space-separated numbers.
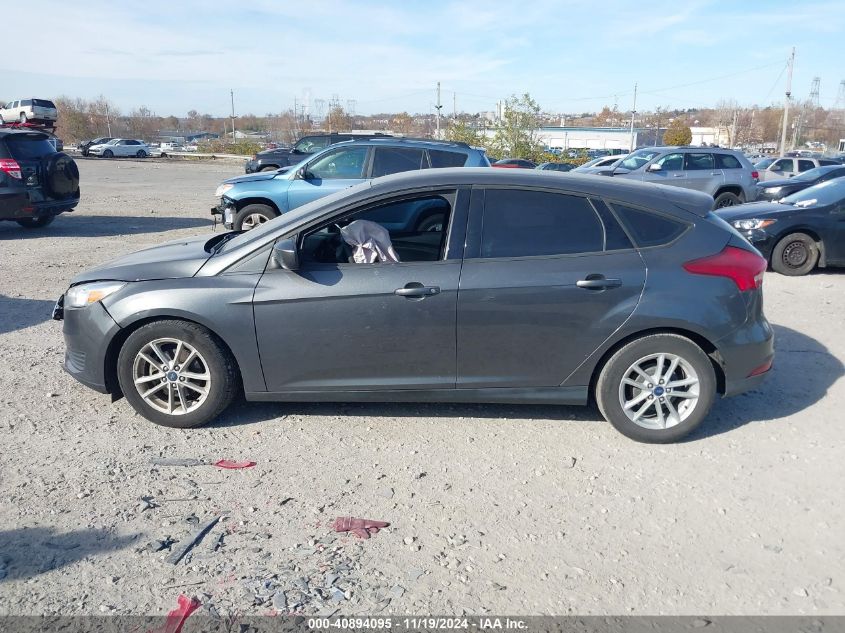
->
328, 137, 477, 151
368, 167, 715, 217
0, 128, 50, 140
636, 146, 742, 153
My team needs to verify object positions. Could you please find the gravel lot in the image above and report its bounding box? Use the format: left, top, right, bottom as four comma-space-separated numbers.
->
1, 159, 843, 617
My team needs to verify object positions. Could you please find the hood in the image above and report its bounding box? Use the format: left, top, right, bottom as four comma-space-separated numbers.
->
758, 177, 803, 189
715, 201, 792, 222
71, 234, 214, 284
223, 171, 284, 185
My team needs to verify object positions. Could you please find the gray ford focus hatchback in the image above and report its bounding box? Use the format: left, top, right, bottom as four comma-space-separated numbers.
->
56, 169, 773, 443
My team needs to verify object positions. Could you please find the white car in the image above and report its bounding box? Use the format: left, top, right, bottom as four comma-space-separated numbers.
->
573, 154, 625, 174
0, 98, 58, 124
88, 138, 150, 158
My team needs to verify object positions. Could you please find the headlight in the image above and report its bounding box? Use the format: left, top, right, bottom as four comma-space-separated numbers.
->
732, 218, 777, 231
763, 186, 782, 194
65, 281, 126, 308
215, 183, 234, 198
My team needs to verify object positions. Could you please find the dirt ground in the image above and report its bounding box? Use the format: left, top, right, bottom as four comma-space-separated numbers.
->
0, 158, 843, 617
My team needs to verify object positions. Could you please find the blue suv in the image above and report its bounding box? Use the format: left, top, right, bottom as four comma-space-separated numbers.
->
212, 138, 490, 230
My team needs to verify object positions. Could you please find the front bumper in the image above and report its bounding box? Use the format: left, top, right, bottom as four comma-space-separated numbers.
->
245, 160, 258, 173
735, 228, 776, 260
60, 300, 122, 394
211, 197, 236, 228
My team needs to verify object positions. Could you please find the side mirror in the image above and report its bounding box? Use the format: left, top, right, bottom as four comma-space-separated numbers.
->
647, 163, 662, 172
272, 237, 299, 271
295, 167, 313, 180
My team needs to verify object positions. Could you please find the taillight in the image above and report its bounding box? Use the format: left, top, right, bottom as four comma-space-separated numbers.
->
751, 170, 759, 180
0, 158, 22, 179
683, 245, 766, 291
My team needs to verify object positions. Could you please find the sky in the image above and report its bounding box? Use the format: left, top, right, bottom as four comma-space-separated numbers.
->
2, 0, 844, 119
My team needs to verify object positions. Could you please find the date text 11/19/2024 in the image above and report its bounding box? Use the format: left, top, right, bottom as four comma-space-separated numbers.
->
306, 617, 528, 630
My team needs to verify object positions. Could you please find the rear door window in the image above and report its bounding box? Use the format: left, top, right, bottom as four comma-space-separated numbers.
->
684, 153, 715, 170
429, 149, 468, 168
715, 154, 742, 169
611, 204, 688, 247
479, 189, 604, 258
6, 135, 55, 159
798, 160, 815, 172
371, 147, 426, 178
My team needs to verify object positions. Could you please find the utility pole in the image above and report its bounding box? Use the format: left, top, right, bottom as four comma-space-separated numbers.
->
780, 47, 795, 154
435, 82, 443, 139
105, 102, 112, 137
230, 89, 236, 143
453, 92, 457, 119
628, 83, 637, 151
730, 109, 738, 147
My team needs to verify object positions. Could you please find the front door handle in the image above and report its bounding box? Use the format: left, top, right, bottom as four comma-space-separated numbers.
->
395, 283, 440, 298
576, 276, 622, 290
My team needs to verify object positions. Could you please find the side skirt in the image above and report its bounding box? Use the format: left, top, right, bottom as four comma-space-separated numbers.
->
245, 386, 589, 405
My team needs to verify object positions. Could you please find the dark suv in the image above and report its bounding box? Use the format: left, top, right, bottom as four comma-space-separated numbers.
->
244, 133, 393, 173
0, 127, 80, 228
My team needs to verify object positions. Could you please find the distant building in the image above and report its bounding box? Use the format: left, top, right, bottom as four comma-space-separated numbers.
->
537, 126, 662, 151
689, 126, 731, 147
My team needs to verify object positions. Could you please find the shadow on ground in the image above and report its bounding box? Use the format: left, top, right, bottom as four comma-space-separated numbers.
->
0, 527, 137, 582
209, 324, 839, 442
0, 215, 212, 240
0, 295, 56, 335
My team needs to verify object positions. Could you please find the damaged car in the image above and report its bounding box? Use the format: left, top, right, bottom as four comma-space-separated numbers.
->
58, 169, 773, 443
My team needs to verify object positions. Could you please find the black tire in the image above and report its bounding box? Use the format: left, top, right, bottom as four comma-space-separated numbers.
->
103, 150, 114, 158
16, 215, 55, 228
416, 213, 446, 232
136, 150, 147, 158
233, 203, 277, 231
713, 191, 742, 209
595, 333, 717, 443
259, 165, 279, 172
771, 232, 819, 276
116, 320, 238, 428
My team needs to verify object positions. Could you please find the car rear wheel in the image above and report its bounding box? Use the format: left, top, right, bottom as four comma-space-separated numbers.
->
771, 232, 818, 276
234, 204, 277, 231
117, 320, 238, 428
596, 333, 716, 443
713, 191, 741, 208
103, 150, 114, 158
16, 215, 55, 228
19, 113, 27, 123
136, 150, 147, 158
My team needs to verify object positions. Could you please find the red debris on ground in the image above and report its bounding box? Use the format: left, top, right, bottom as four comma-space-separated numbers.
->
213, 459, 257, 469
332, 516, 390, 539
149, 594, 201, 633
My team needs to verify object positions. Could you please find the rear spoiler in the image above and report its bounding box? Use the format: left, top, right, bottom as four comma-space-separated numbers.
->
661, 186, 714, 218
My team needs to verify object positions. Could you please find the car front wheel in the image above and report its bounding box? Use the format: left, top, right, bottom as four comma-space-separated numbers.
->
117, 320, 238, 428
234, 203, 277, 230
713, 191, 741, 208
596, 333, 716, 443
771, 232, 818, 276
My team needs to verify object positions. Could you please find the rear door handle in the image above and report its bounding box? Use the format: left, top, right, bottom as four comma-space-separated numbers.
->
576, 276, 622, 290
395, 283, 440, 298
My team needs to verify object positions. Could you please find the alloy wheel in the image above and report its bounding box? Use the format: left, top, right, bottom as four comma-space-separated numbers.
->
617, 352, 700, 429
242, 213, 268, 229
132, 338, 211, 415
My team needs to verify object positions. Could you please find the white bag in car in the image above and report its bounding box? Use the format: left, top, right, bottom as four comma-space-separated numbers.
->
339, 220, 400, 264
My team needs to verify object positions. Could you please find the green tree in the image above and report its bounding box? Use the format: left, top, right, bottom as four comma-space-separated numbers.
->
490, 93, 545, 162
445, 120, 484, 146
663, 118, 692, 145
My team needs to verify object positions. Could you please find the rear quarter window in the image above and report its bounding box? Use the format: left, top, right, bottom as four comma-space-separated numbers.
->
611, 204, 688, 248
6, 136, 55, 159
429, 149, 468, 168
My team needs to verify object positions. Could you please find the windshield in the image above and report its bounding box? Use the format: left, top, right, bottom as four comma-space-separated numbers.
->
755, 158, 775, 169
618, 149, 662, 171
792, 166, 834, 182
780, 177, 845, 208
